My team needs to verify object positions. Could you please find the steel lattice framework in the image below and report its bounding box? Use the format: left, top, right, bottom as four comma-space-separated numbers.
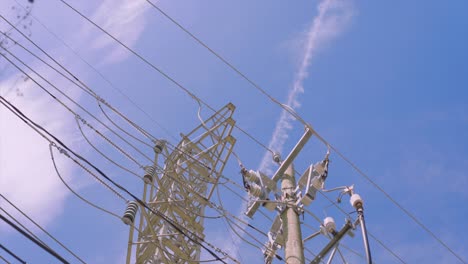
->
126, 103, 236, 264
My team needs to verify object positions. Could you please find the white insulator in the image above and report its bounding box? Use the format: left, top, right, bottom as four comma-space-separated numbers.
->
323, 217, 336, 233
350, 193, 363, 209
245, 170, 261, 184
248, 183, 265, 198
143, 166, 155, 184
122, 201, 139, 225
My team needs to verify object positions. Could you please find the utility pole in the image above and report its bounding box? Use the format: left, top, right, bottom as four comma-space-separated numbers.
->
241, 126, 372, 263
281, 163, 305, 264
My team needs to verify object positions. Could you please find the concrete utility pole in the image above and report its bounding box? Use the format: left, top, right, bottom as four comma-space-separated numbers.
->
281, 163, 305, 264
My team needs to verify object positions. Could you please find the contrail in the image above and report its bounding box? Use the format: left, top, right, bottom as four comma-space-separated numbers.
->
228, 0, 354, 258
259, 0, 354, 174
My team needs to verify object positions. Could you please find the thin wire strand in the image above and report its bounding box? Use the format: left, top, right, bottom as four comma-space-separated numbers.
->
141, 2, 466, 262
0, 96, 233, 263
11, 1, 176, 141
0, 206, 48, 249
0, 44, 153, 165
0, 214, 70, 264
49, 144, 123, 219
0, 254, 10, 264
0, 194, 87, 264
75, 117, 142, 178
0, 243, 25, 264
55, 0, 273, 155
6, 3, 432, 262
317, 191, 406, 264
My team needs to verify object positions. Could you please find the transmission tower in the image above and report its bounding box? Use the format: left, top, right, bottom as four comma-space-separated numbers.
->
124, 103, 236, 263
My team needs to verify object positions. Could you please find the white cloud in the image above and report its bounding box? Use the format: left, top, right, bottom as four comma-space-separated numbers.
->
0, 0, 151, 231
0, 74, 78, 228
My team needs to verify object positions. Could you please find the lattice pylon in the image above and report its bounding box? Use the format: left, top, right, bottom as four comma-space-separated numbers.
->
126, 103, 236, 264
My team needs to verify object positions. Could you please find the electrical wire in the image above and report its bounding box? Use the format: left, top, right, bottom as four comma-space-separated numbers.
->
0, 194, 87, 264
75, 117, 142, 178
55, 0, 273, 155
4, 3, 427, 262
0, 254, 10, 264
0, 243, 26, 264
139, 2, 468, 262
0, 214, 70, 263
0, 206, 47, 249
0, 27, 151, 164
0, 96, 234, 264
49, 144, 123, 219
1, 12, 161, 147
1, 22, 273, 238
0, 44, 153, 165
0, 29, 247, 223
11, 0, 176, 142
317, 191, 406, 264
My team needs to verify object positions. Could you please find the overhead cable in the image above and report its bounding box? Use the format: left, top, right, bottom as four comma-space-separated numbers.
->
0, 214, 70, 264
140, 2, 466, 262
0, 194, 87, 264
55, 0, 273, 154
0, 96, 234, 264
0, 243, 26, 264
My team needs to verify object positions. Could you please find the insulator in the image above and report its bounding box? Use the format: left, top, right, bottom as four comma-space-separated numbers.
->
350, 193, 363, 209
143, 166, 155, 184
153, 140, 165, 154
122, 201, 138, 225
272, 152, 281, 163
248, 183, 265, 198
323, 217, 336, 233
245, 170, 261, 184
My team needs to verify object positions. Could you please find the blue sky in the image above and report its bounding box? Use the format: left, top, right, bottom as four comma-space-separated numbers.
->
0, 0, 467, 263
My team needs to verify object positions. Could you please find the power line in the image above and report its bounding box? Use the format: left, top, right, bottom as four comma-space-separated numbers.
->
317, 191, 406, 264
0, 194, 87, 264
0, 38, 153, 165
0, 243, 26, 264
141, 2, 467, 262
1, 13, 272, 223
2, 16, 408, 264
0, 96, 234, 264
0, 214, 70, 264
11, 0, 176, 142
6, 2, 457, 262
0, 206, 48, 250
1, 32, 256, 238
0, 254, 11, 264
55, 0, 273, 155
49, 144, 123, 220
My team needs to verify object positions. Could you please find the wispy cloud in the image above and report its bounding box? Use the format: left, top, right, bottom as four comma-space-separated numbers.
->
230, 0, 355, 258
85, 0, 151, 65
0, 74, 78, 228
0, 0, 151, 232
259, 0, 354, 175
